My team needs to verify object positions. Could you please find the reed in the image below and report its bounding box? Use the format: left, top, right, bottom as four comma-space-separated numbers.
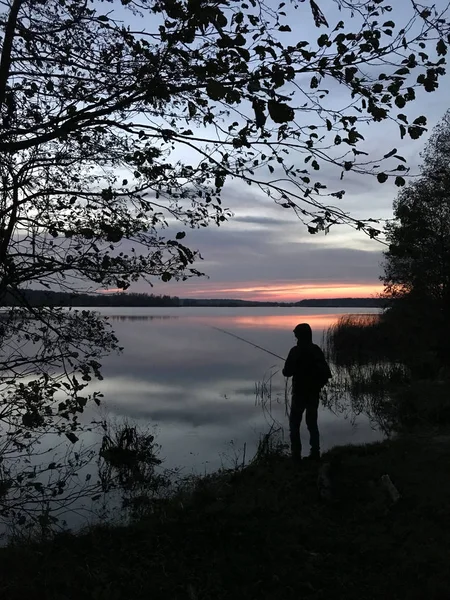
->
325, 313, 397, 367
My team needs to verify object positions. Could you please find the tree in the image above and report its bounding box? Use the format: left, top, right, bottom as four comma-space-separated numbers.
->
383, 112, 450, 301
382, 111, 450, 370
1, 0, 450, 526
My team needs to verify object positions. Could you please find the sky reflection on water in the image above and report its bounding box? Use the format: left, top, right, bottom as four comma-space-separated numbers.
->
91, 307, 384, 473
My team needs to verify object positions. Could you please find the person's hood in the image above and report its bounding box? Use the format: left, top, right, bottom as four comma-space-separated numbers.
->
293, 323, 313, 344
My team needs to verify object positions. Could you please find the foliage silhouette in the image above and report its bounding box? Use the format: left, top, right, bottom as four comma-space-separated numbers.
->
383, 110, 450, 370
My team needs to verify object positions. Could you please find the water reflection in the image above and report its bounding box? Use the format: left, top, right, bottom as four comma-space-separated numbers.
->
106, 312, 339, 329
92, 307, 384, 472
109, 315, 179, 322
214, 313, 343, 330
1, 306, 386, 536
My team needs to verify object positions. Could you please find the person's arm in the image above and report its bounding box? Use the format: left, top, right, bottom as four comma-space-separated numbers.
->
282, 347, 296, 377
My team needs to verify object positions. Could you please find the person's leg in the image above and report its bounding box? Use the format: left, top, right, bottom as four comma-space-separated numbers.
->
305, 391, 320, 458
289, 396, 305, 461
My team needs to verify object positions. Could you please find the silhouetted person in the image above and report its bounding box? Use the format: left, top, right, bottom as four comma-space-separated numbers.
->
282, 323, 331, 463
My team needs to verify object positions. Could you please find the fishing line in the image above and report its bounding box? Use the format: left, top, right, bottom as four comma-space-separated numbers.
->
212, 325, 292, 419
210, 326, 286, 361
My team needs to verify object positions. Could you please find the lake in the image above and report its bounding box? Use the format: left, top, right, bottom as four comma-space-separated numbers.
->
87, 306, 385, 474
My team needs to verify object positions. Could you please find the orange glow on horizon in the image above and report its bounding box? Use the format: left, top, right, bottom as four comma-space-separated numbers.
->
186, 281, 383, 302
210, 313, 352, 330
99, 288, 124, 294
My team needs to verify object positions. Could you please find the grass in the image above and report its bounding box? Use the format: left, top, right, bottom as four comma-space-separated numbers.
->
325, 313, 395, 366
324, 313, 450, 432
2, 432, 450, 600
325, 311, 446, 380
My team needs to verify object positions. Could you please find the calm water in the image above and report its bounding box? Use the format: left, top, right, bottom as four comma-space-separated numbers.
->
85, 307, 385, 473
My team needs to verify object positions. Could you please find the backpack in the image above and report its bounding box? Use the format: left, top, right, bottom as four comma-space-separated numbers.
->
307, 346, 332, 388
315, 356, 332, 388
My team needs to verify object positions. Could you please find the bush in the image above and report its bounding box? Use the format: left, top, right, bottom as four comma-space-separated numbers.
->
392, 381, 450, 428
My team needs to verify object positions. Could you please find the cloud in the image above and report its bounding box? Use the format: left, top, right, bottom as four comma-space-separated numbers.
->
233, 214, 293, 227
138, 184, 386, 299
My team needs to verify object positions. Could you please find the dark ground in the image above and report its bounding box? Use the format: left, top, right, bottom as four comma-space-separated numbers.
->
2, 432, 450, 600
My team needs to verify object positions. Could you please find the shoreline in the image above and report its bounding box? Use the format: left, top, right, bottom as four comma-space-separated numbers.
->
3, 431, 450, 599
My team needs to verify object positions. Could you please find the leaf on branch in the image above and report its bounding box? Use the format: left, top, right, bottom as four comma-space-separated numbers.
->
395, 176, 406, 187
437, 39, 447, 56
206, 80, 227, 101
215, 10, 228, 28
383, 148, 397, 159
188, 102, 197, 118
176, 232, 186, 240
309, 0, 329, 28
408, 125, 425, 139
377, 173, 389, 183
237, 47, 250, 61
65, 432, 79, 444
267, 100, 295, 123
252, 98, 267, 128
413, 115, 427, 126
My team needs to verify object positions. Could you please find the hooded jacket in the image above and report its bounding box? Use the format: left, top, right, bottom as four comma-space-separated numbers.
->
282, 324, 331, 393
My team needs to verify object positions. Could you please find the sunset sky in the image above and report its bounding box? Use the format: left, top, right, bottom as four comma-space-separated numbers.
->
125, 1, 450, 303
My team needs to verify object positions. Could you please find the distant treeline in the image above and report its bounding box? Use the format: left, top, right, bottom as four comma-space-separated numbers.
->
297, 298, 385, 308
1, 289, 386, 308
0, 289, 180, 307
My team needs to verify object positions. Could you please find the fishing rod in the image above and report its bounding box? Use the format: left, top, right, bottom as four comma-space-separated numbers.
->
211, 326, 286, 361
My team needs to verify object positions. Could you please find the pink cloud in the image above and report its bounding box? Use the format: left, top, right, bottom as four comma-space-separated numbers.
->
177, 280, 383, 301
